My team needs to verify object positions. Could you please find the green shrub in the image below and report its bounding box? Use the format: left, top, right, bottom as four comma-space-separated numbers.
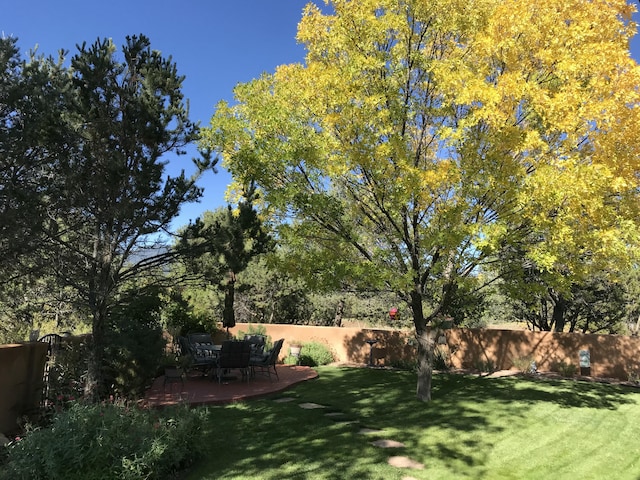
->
474, 359, 496, 373
298, 341, 334, 367
512, 355, 536, 374
554, 361, 578, 377
283, 355, 298, 365
105, 288, 166, 398
162, 290, 218, 336
433, 346, 450, 371
236, 324, 272, 350
627, 368, 640, 384
45, 336, 89, 408
1, 401, 207, 480
387, 358, 417, 371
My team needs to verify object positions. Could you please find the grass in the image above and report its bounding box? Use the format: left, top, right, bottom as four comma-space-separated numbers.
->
181, 366, 640, 479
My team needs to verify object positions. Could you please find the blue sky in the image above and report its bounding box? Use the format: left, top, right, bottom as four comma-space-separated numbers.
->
2, 0, 310, 229
3, 1, 640, 231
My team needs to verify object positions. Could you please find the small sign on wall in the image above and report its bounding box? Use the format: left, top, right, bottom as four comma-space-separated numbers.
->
579, 350, 590, 367
579, 349, 591, 376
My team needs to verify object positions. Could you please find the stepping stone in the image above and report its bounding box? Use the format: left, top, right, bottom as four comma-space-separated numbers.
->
371, 439, 405, 448
273, 397, 296, 403
298, 402, 326, 409
401, 477, 419, 480
358, 427, 383, 435
325, 412, 345, 417
388, 456, 424, 469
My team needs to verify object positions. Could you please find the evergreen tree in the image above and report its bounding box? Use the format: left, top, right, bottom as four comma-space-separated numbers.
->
44, 35, 201, 400
180, 185, 273, 335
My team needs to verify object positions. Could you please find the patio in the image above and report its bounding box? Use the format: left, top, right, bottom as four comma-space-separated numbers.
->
144, 364, 319, 408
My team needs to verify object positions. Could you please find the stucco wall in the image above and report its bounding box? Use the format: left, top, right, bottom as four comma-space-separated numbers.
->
0, 342, 48, 435
227, 323, 415, 365
228, 323, 640, 380
445, 328, 640, 379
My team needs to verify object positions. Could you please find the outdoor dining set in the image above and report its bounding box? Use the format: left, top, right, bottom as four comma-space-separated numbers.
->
175, 333, 284, 385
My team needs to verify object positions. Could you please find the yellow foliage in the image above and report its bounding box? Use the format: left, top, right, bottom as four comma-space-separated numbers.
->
202, 0, 640, 291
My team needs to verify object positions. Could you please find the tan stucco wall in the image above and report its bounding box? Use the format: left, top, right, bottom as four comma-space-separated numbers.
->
227, 323, 640, 380
445, 328, 640, 379
0, 342, 48, 435
226, 323, 415, 365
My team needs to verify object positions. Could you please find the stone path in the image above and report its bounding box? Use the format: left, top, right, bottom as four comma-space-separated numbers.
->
293, 399, 425, 473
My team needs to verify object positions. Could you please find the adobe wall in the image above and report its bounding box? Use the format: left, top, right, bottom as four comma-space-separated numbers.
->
228, 323, 640, 380
227, 323, 415, 365
445, 328, 640, 379
0, 342, 48, 435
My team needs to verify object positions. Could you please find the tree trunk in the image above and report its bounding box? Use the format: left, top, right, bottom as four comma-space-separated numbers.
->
84, 307, 106, 402
415, 328, 436, 402
552, 293, 566, 333
333, 299, 344, 327
223, 273, 236, 333
411, 290, 432, 402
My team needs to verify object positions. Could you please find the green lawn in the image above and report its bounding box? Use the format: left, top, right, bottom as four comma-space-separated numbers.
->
182, 366, 640, 480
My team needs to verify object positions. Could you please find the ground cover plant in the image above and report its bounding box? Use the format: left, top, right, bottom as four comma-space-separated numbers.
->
182, 366, 640, 479
1, 402, 208, 480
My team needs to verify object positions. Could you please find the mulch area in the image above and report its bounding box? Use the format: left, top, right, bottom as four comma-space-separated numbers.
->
143, 364, 319, 408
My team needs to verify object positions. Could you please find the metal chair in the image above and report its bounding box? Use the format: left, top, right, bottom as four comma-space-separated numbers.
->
250, 338, 284, 382
244, 334, 267, 356
178, 335, 217, 376
216, 340, 251, 383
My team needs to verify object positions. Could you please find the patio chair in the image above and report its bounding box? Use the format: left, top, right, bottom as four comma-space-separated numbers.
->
178, 335, 217, 376
250, 338, 284, 382
244, 334, 267, 356
216, 340, 251, 384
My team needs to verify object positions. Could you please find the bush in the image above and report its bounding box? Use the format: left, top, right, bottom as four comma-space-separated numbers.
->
387, 358, 417, 371
473, 359, 496, 373
512, 355, 537, 375
1, 401, 207, 480
297, 341, 335, 367
44, 336, 90, 409
553, 361, 577, 377
433, 346, 450, 371
236, 324, 272, 350
105, 288, 166, 398
627, 367, 640, 384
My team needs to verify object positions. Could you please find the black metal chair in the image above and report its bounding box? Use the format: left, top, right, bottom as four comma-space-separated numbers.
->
250, 338, 284, 382
244, 334, 267, 356
216, 340, 251, 383
178, 335, 217, 376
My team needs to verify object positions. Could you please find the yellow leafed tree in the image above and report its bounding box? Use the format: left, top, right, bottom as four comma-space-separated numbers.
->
202, 0, 640, 401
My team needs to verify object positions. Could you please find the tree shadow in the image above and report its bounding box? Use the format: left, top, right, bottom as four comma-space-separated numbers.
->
183, 367, 640, 479
344, 330, 414, 366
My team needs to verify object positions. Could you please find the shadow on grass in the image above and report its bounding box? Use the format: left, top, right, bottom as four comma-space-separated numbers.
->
181, 367, 640, 479
460, 374, 639, 410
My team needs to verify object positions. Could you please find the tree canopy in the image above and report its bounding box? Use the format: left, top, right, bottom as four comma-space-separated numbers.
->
203, 0, 640, 401
1, 34, 202, 399
180, 186, 273, 332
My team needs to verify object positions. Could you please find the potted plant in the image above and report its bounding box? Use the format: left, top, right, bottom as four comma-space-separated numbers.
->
289, 341, 303, 357
286, 341, 302, 366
